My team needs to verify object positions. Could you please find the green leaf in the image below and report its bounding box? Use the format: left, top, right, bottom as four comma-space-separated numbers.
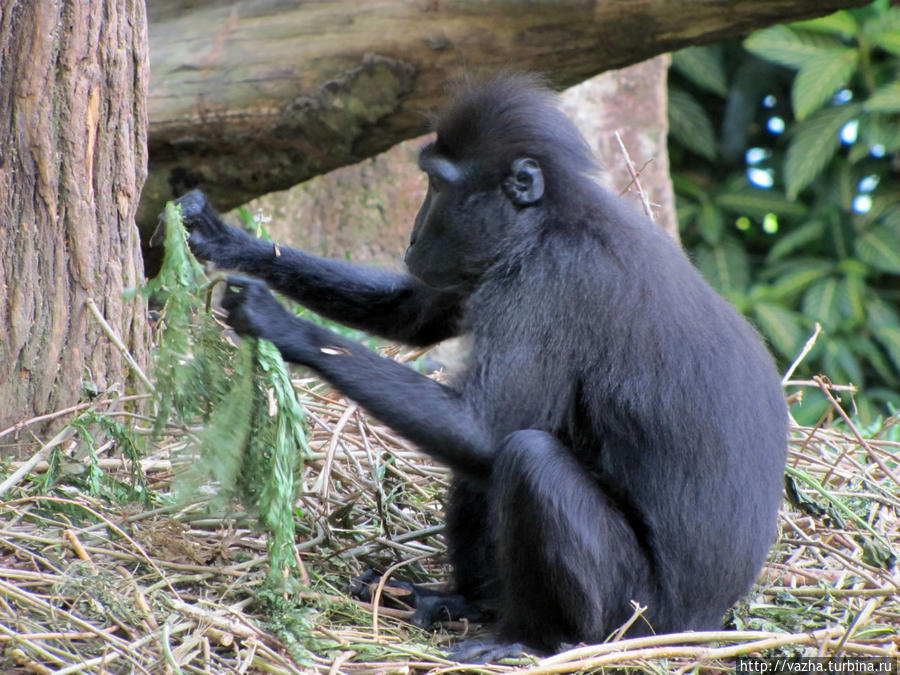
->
836, 274, 866, 325
866, 295, 900, 329
849, 335, 899, 388
668, 88, 717, 160
672, 173, 708, 201
866, 296, 900, 378
882, 208, 900, 232
253, 338, 308, 588
872, 32, 900, 56
693, 236, 750, 293
859, 114, 900, 153
855, 224, 900, 273
672, 46, 728, 97
767, 220, 826, 261
802, 277, 842, 329
698, 201, 724, 244
793, 10, 858, 36
752, 302, 807, 361
744, 26, 845, 68
822, 338, 864, 385
194, 340, 256, 493
865, 81, 900, 113
784, 103, 861, 198
766, 260, 833, 300
676, 201, 700, 230
145, 202, 206, 296
852, 395, 878, 427
872, 325, 900, 375
863, 7, 900, 56
715, 187, 808, 220
792, 49, 859, 120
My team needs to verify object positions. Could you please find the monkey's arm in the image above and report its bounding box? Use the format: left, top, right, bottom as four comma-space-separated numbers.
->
222, 276, 492, 476
167, 191, 463, 346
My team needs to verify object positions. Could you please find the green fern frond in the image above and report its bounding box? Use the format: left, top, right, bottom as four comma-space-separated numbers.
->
149, 202, 310, 594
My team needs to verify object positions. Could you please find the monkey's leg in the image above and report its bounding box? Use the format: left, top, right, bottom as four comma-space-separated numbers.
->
351, 476, 498, 629
443, 475, 499, 610
451, 429, 655, 663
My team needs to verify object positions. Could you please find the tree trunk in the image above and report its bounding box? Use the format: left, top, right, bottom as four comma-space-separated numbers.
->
0, 1, 150, 439
140, 0, 868, 226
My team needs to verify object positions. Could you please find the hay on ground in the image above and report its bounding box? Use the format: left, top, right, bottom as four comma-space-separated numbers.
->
0, 370, 898, 674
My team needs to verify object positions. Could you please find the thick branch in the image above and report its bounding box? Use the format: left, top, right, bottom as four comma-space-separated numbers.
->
142, 0, 867, 225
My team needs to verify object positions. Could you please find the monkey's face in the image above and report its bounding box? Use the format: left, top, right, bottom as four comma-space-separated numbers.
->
405, 144, 543, 291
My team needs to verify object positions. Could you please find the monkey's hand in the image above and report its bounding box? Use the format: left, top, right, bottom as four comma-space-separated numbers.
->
167, 189, 252, 263
221, 276, 296, 344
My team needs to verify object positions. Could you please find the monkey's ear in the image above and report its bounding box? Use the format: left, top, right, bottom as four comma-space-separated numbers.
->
503, 158, 544, 206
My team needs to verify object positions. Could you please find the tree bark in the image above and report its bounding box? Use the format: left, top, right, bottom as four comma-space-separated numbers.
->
0, 1, 150, 439
141, 0, 868, 225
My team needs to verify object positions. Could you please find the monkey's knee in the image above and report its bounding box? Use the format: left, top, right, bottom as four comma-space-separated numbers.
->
497, 428, 568, 468
497, 427, 557, 460
493, 430, 572, 502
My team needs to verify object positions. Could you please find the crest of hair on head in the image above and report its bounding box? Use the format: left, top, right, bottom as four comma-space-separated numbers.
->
433, 73, 598, 189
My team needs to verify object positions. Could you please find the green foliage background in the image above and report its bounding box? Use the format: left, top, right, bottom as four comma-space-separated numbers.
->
669, 0, 900, 425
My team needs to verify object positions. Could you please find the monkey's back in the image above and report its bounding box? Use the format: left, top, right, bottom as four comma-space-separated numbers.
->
464, 184, 787, 635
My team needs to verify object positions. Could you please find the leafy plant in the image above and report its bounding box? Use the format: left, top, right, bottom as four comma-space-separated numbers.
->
150, 203, 309, 592
145, 202, 234, 433
669, 0, 900, 425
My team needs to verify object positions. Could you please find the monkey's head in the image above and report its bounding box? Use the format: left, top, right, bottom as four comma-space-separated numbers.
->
404, 74, 597, 290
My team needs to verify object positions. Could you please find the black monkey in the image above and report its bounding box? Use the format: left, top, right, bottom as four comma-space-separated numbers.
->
172, 75, 788, 662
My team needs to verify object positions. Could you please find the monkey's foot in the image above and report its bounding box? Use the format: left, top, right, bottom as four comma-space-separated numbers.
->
448, 638, 536, 664
350, 570, 490, 628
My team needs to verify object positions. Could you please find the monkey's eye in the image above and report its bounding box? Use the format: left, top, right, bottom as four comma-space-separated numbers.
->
429, 174, 447, 193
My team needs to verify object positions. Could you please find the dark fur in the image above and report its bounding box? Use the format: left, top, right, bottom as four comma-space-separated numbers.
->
172, 74, 788, 661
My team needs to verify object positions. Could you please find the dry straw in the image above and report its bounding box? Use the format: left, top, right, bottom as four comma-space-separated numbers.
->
0, 360, 898, 673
